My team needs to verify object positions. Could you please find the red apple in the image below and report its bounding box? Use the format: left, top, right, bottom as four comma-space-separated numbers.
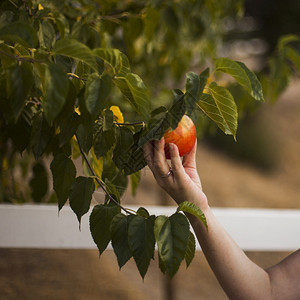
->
163, 115, 196, 159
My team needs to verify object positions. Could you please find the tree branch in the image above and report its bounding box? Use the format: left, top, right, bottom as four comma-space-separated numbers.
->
74, 133, 132, 215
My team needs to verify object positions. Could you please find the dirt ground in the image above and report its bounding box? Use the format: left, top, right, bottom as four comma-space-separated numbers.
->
0, 81, 299, 300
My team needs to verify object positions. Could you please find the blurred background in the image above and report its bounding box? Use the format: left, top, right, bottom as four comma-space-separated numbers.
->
1, 0, 300, 299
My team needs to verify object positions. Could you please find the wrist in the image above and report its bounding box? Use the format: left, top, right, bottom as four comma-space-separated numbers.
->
174, 191, 210, 214
186, 191, 209, 213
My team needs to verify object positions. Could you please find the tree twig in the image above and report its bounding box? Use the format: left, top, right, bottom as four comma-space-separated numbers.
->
0, 49, 48, 64
114, 121, 145, 126
75, 133, 132, 215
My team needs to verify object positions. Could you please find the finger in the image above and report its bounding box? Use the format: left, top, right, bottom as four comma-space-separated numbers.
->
150, 138, 173, 180
143, 141, 154, 169
169, 143, 186, 180
153, 138, 165, 166
182, 139, 197, 168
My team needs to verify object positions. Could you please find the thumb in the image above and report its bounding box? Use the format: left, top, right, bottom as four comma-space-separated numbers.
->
182, 139, 197, 168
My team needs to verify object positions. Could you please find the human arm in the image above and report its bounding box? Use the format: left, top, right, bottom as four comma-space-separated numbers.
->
143, 138, 300, 300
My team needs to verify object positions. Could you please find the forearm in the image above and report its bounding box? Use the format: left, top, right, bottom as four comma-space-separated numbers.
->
187, 206, 272, 300
144, 139, 298, 299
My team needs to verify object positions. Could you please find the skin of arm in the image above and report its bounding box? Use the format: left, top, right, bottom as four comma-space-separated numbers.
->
143, 138, 300, 300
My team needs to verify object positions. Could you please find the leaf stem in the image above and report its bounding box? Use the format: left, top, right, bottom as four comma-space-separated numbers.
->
74, 133, 132, 215
67, 72, 87, 81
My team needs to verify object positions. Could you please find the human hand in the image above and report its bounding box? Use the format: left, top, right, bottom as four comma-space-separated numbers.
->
143, 137, 208, 210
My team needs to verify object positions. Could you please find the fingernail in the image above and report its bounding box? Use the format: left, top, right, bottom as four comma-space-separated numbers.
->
169, 143, 175, 152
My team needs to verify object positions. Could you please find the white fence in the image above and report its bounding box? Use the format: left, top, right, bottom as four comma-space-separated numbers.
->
0, 204, 299, 251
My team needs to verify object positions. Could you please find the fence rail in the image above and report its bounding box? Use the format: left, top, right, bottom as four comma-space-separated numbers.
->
1, 204, 299, 251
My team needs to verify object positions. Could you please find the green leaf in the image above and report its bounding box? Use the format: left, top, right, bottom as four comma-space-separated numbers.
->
69, 176, 95, 224
278, 34, 300, 52
197, 93, 228, 134
128, 214, 156, 279
185, 231, 196, 268
208, 83, 238, 139
93, 48, 131, 76
0, 43, 16, 69
177, 201, 207, 229
7, 106, 32, 153
185, 72, 200, 116
138, 112, 169, 147
58, 112, 80, 147
214, 57, 264, 101
90, 202, 121, 255
158, 251, 167, 274
76, 123, 93, 154
123, 130, 147, 175
93, 122, 116, 158
53, 38, 97, 71
199, 68, 210, 95
285, 46, 300, 71
85, 73, 112, 120
110, 213, 133, 269
43, 63, 69, 124
215, 57, 251, 90
56, 79, 77, 123
154, 213, 190, 278
150, 106, 168, 118
103, 180, 121, 203
136, 207, 150, 218
108, 183, 125, 204
167, 92, 186, 130
112, 127, 134, 170
50, 153, 76, 211
137, 93, 185, 148
113, 73, 150, 120
39, 19, 56, 49
29, 161, 48, 203
103, 109, 114, 131
30, 112, 53, 160
267, 56, 292, 102
130, 171, 141, 197
52, 12, 69, 39
0, 21, 38, 47
236, 61, 264, 101
6, 63, 34, 121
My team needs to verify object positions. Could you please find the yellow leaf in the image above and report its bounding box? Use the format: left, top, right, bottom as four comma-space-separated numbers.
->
38, 3, 44, 10
109, 105, 124, 123
75, 107, 81, 115
2, 157, 8, 171
91, 147, 103, 189
71, 136, 80, 159
207, 75, 213, 85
